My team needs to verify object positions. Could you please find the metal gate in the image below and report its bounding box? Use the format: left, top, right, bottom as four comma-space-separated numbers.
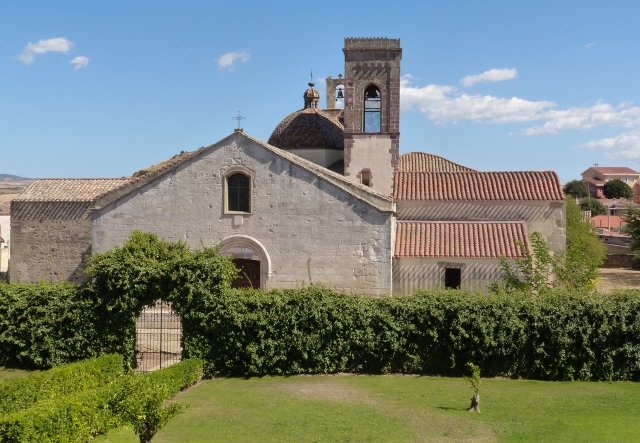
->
135, 300, 182, 373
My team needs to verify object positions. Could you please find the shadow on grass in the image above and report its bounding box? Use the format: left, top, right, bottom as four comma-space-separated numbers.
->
436, 406, 467, 411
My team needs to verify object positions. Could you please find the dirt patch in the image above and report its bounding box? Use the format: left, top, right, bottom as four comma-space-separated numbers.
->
272, 378, 379, 406
597, 268, 640, 293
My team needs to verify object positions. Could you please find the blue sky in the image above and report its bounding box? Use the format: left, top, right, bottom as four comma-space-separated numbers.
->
3, 1, 640, 184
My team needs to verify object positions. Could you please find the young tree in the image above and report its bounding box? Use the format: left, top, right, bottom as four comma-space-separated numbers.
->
603, 179, 633, 199
579, 197, 607, 216
556, 198, 607, 291
563, 180, 589, 198
493, 199, 605, 293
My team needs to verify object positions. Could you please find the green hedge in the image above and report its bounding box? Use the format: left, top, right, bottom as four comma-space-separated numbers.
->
0, 282, 98, 368
0, 359, 203, 443
0, 354, 124, 415
193, 287, 640, 381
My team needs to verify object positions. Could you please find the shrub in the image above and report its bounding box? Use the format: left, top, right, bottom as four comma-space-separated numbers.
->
0, 282, 98, 368
0, 354, 124, 415
0, 359, 203, 443
196, 287, 640, 381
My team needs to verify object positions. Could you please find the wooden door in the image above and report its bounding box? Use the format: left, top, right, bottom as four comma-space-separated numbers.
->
231, 259, 261, 289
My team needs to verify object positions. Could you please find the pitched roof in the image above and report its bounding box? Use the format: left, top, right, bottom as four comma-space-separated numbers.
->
94, 131, 394, 213
581, 166, 640, 176
394, 171, 564, 201
583, 177, 605, 186
394, 221, 529, 259
14, 179, 130, 202
397, 152, 474, 172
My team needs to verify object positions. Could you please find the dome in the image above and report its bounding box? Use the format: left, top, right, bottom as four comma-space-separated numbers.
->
268, 107, 344, 150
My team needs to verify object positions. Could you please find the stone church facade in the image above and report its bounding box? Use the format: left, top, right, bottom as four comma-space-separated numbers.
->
9, 38, 565, 294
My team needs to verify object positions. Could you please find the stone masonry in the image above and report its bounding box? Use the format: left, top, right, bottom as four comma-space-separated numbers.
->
92, 132, 395, 295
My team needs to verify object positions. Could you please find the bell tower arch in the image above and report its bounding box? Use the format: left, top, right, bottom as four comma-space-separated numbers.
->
342, 38, 401, 195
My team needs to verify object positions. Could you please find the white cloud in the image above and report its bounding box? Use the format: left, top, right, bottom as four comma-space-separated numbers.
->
585, 42, 595, 48
70, 56, 89, 70
585, 131, 640, 159
523, 103, 640, 135
401, 73, 640, 159
217, 50, 250, 71
460, 68, 518, 87
18, 37, 74, 64
401, 75, 554, 124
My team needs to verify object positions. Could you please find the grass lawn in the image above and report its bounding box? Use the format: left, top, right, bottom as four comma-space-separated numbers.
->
96, 375, 640, 443
0, 366, 31, 381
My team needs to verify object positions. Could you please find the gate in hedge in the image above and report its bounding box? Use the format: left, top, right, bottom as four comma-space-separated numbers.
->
135, 300, 182, 372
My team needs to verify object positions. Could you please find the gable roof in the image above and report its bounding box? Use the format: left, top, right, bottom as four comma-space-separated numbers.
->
397, 152, 474, 172
581, 166, 640, 177
14, 179, 130, 202
394, 171, 564, 201
94, 131, 394, 213
394, 221, 529, 259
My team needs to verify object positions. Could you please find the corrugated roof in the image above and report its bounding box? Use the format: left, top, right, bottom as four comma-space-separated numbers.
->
394, 221, 529, 259
15, 179, 130, 202
397, 152, 474, 172
394, 171, 564, 201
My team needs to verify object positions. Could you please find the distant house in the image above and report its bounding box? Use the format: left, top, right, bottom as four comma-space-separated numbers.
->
0, 201, 10, 273
581, 166, 640, 199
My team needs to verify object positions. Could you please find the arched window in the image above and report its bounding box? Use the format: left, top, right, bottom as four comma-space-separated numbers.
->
226, 172, 251, 213
363, 85, 381, 133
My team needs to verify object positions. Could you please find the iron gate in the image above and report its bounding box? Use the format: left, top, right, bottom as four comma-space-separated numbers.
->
135, 300, 182, 373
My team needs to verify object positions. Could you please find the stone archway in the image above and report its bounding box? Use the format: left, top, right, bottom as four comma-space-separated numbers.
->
218, 235, 271, 291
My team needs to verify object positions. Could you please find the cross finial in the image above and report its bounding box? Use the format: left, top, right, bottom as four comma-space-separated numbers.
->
232, 111, 246, 130
310, 69, 313, 83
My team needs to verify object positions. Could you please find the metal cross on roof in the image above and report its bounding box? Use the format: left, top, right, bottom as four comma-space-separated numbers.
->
232, 111, 246, 129
310, 69, 313, 83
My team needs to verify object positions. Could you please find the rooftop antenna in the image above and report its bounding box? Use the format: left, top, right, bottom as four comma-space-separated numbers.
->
232, 111, 246, 130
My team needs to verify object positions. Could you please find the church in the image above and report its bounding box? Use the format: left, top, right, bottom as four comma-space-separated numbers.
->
9, 38, 566, 295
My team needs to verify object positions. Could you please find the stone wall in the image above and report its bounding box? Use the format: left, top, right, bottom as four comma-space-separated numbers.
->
93, 135, 394, 295
9, 201, 93, 283
342, 38, 401, 196
393, 257, 506, 294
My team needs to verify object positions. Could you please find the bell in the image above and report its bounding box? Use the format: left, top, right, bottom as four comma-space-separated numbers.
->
337, 88, 344, 99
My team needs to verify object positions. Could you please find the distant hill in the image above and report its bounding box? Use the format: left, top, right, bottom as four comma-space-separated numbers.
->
0, 174, 35, 182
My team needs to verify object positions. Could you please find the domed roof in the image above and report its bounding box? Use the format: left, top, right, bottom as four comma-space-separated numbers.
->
304, 83, 320, 101
268, 107, 344, 150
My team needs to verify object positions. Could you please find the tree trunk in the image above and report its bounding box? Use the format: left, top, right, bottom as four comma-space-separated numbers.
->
468, 394, 480, 412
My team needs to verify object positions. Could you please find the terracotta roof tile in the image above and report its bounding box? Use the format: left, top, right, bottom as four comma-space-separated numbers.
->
394, 171, 564, 201
397, 152, 474, 172
268, 108, 344, 150
394, 221, 529, 259
592, 167, 639, 175
15, 179, 131, 202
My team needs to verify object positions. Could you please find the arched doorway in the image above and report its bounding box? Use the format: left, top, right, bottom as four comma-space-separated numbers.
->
218, 235, 271, 291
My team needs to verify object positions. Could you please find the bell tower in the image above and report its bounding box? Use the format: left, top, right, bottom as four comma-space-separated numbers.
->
342, 38, 401, 194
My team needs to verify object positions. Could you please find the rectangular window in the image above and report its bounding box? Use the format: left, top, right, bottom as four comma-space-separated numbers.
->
445, 268, 461, 289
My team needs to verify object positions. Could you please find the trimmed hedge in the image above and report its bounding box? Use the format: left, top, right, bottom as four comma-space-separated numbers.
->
0, 353, 124, 415
193, 287, 640, 381
0, 282, 97, 368
0, 359, 203, 443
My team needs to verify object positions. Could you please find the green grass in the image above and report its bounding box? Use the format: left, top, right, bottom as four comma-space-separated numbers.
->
96, 375, 640, 443
0, 366, 32, 381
